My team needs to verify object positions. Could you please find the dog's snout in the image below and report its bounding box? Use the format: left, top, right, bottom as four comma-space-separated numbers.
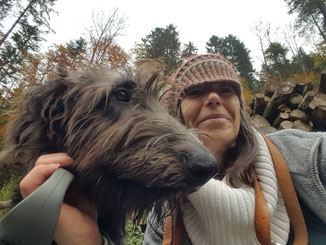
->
184, 148, 219, 186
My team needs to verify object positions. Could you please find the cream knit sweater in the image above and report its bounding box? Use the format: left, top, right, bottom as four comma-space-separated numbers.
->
181, 133, 290, 245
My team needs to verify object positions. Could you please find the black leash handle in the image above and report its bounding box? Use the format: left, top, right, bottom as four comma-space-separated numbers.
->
0, 168, 74, 245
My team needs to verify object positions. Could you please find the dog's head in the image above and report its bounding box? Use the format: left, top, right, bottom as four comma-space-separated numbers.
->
4, 64, 219, 241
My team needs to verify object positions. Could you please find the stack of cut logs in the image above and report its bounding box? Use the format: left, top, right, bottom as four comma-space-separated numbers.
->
249, 70, 326, 134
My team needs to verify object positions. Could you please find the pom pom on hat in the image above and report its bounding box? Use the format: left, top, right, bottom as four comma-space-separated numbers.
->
167, 54, 244, 116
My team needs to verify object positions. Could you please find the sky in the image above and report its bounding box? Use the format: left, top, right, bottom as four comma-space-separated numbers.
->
45, 0, 298, 70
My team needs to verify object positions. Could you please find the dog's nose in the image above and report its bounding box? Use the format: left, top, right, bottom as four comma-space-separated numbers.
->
184, 148, 219, 186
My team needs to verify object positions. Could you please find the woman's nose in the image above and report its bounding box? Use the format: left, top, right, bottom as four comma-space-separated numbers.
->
204, 91, 222, 106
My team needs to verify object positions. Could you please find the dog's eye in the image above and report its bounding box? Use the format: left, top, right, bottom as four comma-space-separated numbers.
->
114, 89, 130, 102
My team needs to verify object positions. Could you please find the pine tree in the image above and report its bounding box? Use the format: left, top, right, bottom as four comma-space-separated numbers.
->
285, 0, 326, 42
0, 0, 57, 85
141, 24, 181, 75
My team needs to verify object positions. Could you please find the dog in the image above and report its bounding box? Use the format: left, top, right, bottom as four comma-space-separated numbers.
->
1, 64, 218, 244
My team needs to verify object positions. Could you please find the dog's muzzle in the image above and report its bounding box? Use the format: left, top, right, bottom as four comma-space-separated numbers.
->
184, 148, 219, 187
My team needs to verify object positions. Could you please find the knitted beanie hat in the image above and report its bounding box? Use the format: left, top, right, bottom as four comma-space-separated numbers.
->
167, 54, 244, 116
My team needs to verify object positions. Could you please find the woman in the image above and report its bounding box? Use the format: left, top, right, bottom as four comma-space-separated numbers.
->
20, 54, 326, 244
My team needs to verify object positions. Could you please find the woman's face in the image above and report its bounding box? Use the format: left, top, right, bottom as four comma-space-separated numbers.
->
180, 82, 241, 161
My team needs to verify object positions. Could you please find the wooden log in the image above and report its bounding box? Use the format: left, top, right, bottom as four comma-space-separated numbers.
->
279, 120, 294, 130
258, 126, 277, 135
272, 112, 289, 128
289, 109, 307, 122
264, 83, 279, 98
277, 103, 291, 113
284, 81, 296, 88
306, 100, 318, 116
310, 105, 326, 130
306, 93, 326, 115
288, 93, 303, 110
252, 114, 271, 128
293, 120, 312, 132
294, 82, 307, 95
303, 82, 314, 96
299, 91, 316, 112
315, 92, 326, 103
263, 84, 294, 122
318, 70, 326, 94
253, 93, 266, 116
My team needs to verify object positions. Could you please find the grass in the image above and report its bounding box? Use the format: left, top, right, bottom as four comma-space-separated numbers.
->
125, 222, 145, 245
0, 175, 18, 217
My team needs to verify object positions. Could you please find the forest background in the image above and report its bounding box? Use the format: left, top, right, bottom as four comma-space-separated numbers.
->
0, 1, 326, 243
1, 0, 326, 142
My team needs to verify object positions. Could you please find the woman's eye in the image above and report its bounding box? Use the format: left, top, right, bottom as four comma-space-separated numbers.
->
186, 88, 204, 97
218, 87, 235, 94
114, 89, 130, 102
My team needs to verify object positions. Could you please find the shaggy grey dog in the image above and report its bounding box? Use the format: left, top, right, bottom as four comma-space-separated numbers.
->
2, 64, 218, 244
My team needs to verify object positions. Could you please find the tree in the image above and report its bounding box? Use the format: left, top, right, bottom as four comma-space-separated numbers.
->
264, 42, 291, 82
285, 0, 326, 42
85, 9, 127, 68
141, 24, 181, 75
206, 34, 258, 91
0, 0, 57, 86
181, 41, 198, 59
252, 20, 271, 85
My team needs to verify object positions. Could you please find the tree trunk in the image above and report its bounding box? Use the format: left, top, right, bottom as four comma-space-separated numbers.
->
0, 0, 36, 47
311, 13, 326, 43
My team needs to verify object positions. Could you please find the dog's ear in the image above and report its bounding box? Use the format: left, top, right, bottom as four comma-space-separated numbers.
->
3, 71, 73, 163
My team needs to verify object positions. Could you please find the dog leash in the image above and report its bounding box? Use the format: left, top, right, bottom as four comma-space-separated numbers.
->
162, 137, 308, 245
0, 168, 74, 245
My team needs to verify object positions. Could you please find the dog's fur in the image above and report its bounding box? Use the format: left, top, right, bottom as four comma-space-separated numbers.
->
2, 64, 218, 243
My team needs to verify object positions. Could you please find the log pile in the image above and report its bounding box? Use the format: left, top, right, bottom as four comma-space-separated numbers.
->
249, 70, 326, 134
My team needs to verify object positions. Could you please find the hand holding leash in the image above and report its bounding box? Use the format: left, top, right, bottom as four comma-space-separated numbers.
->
0, 168, 73, 245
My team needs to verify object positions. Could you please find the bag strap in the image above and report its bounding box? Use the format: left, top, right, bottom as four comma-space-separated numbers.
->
263, 137, 308, 245
162, 209, 182, 245
252, 169, 271, 245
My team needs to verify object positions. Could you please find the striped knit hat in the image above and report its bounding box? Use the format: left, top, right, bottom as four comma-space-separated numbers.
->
167, 54, 244, 116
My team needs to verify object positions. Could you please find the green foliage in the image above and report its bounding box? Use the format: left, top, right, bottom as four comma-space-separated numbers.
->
181, 41, 198, 59
285, 0, 326, 42
141, 24, 181, 75
0, 175, 18, 217
0, 0, 57, 85
263, 41, 291, 82
124, 222, 144, 245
